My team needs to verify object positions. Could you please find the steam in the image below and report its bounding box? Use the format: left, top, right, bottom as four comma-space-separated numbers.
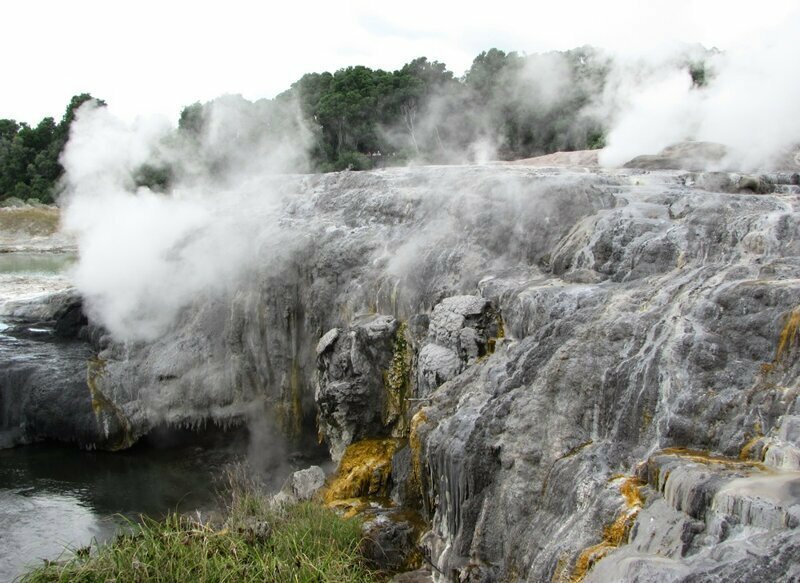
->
377, 25, 800, 170
60, 98, 311, 341
59, 27, 800, 341
594, 52, 702, 166
378, 49, 606, 165
599, 21, 800, 169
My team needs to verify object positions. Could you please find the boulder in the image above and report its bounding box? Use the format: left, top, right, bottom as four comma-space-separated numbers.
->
316, 315, 403, 461
416, 295, 501, 396
275, 465, 325, 504
361, 514, 419, 573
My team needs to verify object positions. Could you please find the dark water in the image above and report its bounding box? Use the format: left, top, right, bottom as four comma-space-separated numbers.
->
0, 440, 245, 582
0, 250, 324, 581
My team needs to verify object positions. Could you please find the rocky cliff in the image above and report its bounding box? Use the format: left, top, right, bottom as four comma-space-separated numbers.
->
3, 162, 800, 581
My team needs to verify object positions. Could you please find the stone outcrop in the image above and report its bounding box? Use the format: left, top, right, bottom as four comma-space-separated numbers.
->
416, 295, 501, 397
623, 141, 729, 171
5, 164, 800, 581
0, 293, 110, 448
274, 465, 326, 504
623, 140, 800, 173
316, 315, 406, 461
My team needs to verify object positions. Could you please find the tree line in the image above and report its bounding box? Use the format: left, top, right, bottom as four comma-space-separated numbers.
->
1, 46, 712, 202
0, 94, 102, 203
255, 46, 609, 171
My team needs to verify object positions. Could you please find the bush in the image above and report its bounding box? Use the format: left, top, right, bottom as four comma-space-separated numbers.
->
334, 151, 374, 171
22, 470, 379, 583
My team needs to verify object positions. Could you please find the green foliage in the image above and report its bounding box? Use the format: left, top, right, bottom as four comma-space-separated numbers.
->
464, 48, 521, 97
60, 94, 106, 133
689, 62, 709, 88
329, 151, 374, 172
133, 163, 173, 192
0, 94, 105, 203
587, 128, 606, 150
0, 49, 617, 194
276, 47, 614, 170
4, 46, 720, 190
21, 478, 378, 583
177, 102, 204, 137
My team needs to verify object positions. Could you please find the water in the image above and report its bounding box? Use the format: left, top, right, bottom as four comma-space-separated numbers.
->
0, 251, 75, 313
0, 250, 318, 581
0, 249, 247, 581
0, 252, 76, 275
0, 440, 245, 582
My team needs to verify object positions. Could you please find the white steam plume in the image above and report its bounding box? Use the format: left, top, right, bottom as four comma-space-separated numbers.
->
59, 24, 800, 343
598, 17, 800, 169
60, 98, 311, 341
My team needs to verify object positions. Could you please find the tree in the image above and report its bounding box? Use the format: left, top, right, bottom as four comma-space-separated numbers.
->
59, 93, 105, 134
178, 102, 205, 136
0, 93, 106, 202
390, 59, 448, 154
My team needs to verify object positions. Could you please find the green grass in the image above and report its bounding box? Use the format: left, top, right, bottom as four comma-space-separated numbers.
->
22, 469, 380, 583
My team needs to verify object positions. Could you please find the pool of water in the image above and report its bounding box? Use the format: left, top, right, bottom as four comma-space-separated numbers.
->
0, 440, 246, 581
0, 250, 322, 582
0, 252, 76, 313
0, 252, 76, 275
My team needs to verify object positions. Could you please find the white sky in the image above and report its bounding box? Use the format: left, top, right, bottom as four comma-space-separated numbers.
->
2, 0, 797, 125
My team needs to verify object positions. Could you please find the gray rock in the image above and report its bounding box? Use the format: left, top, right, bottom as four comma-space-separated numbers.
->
417, 344, 461, 397
391, 568, 433, 583
47, 166, 616, 451
0, 290, 115, 449
362, 514, 419, 573
316, 315, 402, 461
402, 169, 800, 580
623, 141, 728, 171
9, 164, 800, 581
416, 295, 501, 396
276, 465, 325, 503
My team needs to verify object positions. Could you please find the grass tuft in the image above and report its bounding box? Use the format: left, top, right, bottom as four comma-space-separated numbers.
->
22, 465, 380, 583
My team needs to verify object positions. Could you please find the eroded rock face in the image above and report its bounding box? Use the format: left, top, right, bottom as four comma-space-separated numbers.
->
406, 169, 800, 581
315, 315, 402, 461
623, 141, 800, 174
8, 164, 800, 581
57, 166, 617, 451
417, 295, 501, 397
583, 447, 800, 582
0, 292, 110, 448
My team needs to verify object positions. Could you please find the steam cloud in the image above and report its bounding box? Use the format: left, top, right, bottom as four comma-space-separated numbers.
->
60, 98, 310, 341
598, 19, 800, 169
60, 24, 799, 341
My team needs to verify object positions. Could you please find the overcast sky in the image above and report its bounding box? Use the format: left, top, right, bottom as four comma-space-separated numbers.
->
2, 0, 797, 125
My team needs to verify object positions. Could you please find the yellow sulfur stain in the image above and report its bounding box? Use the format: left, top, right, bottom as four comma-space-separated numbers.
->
487, 313, 506, 354
325, 497, 374, 519
383, 322, 411, 436
763, 307, 800, 376
86, 358, 135, 451
570, 476, 644, 582
641, 408, 653, 429
775, 307, 800, 364
275, 356, 304, 438
739, 434, 764, 461
407, 409, 429, 507
659, 447, 766, 471
551, 554, 572, 583
323, 439, 398, 505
